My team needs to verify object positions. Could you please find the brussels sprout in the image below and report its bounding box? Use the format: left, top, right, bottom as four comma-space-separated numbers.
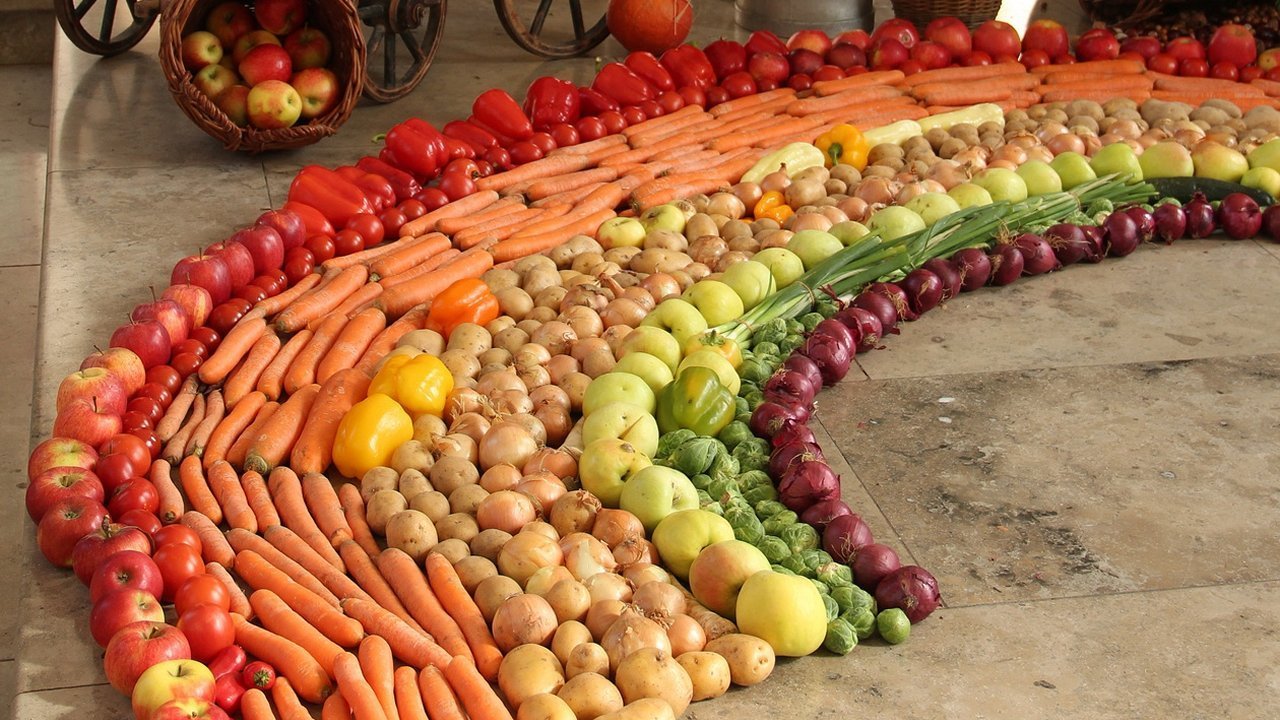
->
785, 319, 805, 335
743, 388, 765, 410
800, 312, 825, 333
752, 341, 781, 358
780, 523, 819, 554
754, 500, 788, 519
843, 607, 877, 641
798, 549, 829, 573
877, 608, 911, 645
762, 511, 799, 536
780, 554, 807, 575
671, 437, 721, 476
779, 334, 805, 354
722, 495, 752, 514
814, 295, 840, 319
829, 585, 855, 613
753, 319, 788, 347
739, 358, 773, 385
737, 469, 771, 489
817, 561, 853, 587
708, 451, 739, 483
771, 564, 795, 575
706, 475, 739, 503
822, 594, 840, 621
755, 535, 791, 563
732, 521, 765, 545
838, 585, 876, 616
741, 481, 779, 505
703, 501, 724, 516
690, 473, 712, 491
717, 421, 754, 451
823, 618, 858, 655
696, 489, 714, 506
810, 578, 830, 595
655, 428, 697, 459
724, 504, 762, 532
732, 439, 771, 473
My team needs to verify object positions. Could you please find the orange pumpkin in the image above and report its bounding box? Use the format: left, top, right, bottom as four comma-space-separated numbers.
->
606, 0, 693, 54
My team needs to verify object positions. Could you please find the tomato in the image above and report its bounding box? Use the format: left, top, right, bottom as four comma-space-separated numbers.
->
101, 433, 151, 473
961, 51, 992, 66
154, 524, 202, 550
233, 284, 268, 304
548, 123, 580, 148
135, 382, 173, 408
146, 365, 182, 394
1241, 64, 1264, 82
437, 172, 476, 201
95, 453, 137, 491
413, 187, 450, 211
481, 147, 511, 172
398, 199, 428, 220
1020, 49, 1051, 69
379, 207, 407, 237
1209, 62, 1239, 81
283, 248, 316, 285
813, 64, 845, 82
787, 73, 813, 91
333, 229, 365, 256
108, 477, 159, 517
638, 100, 665, 119
117, 508, 161, 536
189, 326, 221, 353
345, 213, 385, 246
705, 86, 730, 107
304, 234, 337, 264
251, 270, 288, 295
656, 91, 685, 114
172, 339, 207, 359
528, 132, 557, 155
128, 428, 161, 459
154, 542, 205, 601
1179, 57, 1209, 77
509, 141, 544, 165
720, 71, 757, 98
207, 302, 247, 336
175, 574, 232, 616
575, 116, 607, 141
1053, 53, 1075, 65
444, 158, 480, 179
677, 85, 707, 108
756, 77, 780, 92
121, 410, 152, 433
620, 105, 646, 126
178, 604, 235, 662
171, 352, 202, 378
598, 110, 627, 134
128, 396, 164, 423
474, 160, 494, 177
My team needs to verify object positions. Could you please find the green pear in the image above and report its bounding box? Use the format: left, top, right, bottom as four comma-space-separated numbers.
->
1241, 166, 1280, 199
829, 220, 871, 246
947, 182, 993, 208
1247, 137, 1280, 172
971, 167, 1028, 202
1016, 160, 1063, 196
1089, 143, 1143, 183
1050, 151, 1097, 189
1192, 141, 1248, 183
1138, 141, 1194, 179
904, 192, 962, 225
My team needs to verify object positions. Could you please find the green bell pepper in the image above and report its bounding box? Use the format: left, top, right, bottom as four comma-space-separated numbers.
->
656, 366, 736, 437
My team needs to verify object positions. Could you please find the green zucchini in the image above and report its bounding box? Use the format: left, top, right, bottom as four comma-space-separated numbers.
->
1147, 177, 1273, 206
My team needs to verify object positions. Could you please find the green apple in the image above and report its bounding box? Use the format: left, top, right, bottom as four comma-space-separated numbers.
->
578, 437, 652, 507
652, 509, 735, 579
947, 182, 994, 208
972, 167, 1029, 202
611, 352, 675, 395
582, 372, 657, 416
1015, 160, 1063, 196
735, 571, 828, 657
1089, 142, 1143, 183
719, 261, 776, 310
1241, 166, 1280, 199
581, 402, 660, 458
1247, 138, 1280, 172
678, 349, 740, 395
867, 205, 926, 240
640, 298, 709, 345
1192, 141, 1248, 183
903, 192, 962, 225
684, 279, 745, 326
596, 217, 646, 249
751, 248, 805, 288
617, 326, 682, 373
787, 229, 844, 270
639, 203, 687, 234
1138, 141, 1194, 179
688, 540, 771, 619
1049, 151, 1097, 189
829, 220, 871, 245
619, 465, 699, 532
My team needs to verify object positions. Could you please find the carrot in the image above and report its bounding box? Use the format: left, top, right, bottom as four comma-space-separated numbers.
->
1151, 73, 1265, 95
234, 612, 334, 704
255, 272, 322, 318
905, 61, 1030, 85
220, 332, 280, 408
398, 190, 501, 237
162, 392, 205, 464
208, 459, 257, 532
622, 102, 706, 137
509, 183, 624, 238
207, 560, 252, 620
547, 132, 626, 156
476, 154, 594, 193
488, 208, 616, 263
1150, 91, 1275, 110
442, 656, 513, 720
332, 652, 389, 720
337, 483, 382, 558
266, 466, 345, 570
1251, 77, 1280, 97
376, 549, 472, 662
394, 666, 430, 720
271, 677, 313, 720
913, 85, 1013, 107
155, 375, 200, 441
276, 265, 370, 333
786, 85, 906, 115
424, 553, 502, 681
204, 390, 266, 468
240, 688, 277, 720
318, 282, 383, 328
1038, 71, 1148, 87
454, 207, 550, 248
708, 87, 799, 116
184, 389, 225, 459
375, 248, 462, 290
178, 454, 223, 525
416, 665, 466, 720
435, 196, 527, 235
628, 117, 720, 149
633, 176, 732, 211
358, 636, 398, 720
375, 248, 495, 318
241, 470, 281, 528
200, 316, 270, 384
710, 115, 826, 153
338, 541, 423, 633
321, 239, 407, 272
227, 401, 279, 469
264, 525, 371, 603
292, 369, 370, 476
316, 307, 386, 383
368, 233, 451, 280
1031, 58, 1146, 75
179, 510, 234, 567
656, 148, 729, 175
354, 304, 431, 375
243, 383, 322, 475
227, 528, 340, 607
811, 69, 908, 95
322, 692, 353, 720
150, 458, 184, 524
251, 588, 346, 678
339, 598, 451, 671
1036, 76, 1155, 94
1040, 88, 1152, 104
236, 549, 364, 647
913, 74, 1043, 95
302, 471, 353, 545
284, 314, 346, 394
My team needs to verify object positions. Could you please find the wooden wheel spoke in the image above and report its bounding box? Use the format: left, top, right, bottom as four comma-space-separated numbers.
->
72, 0, 96, 22
528, 0, 554, 38
98, 0, 118, 42
382, 28, 399, 84
568, 0, 586, 39
402, 29, 427, 66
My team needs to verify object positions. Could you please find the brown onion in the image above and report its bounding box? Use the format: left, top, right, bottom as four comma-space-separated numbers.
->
665, 613, 707, 656
444, 387, 488, 423
639, 273, 681, 303
497, 530, 563, 587
621, 563, 670, 587
449, 412, 491, 444
837, 196, 870, 222
601, 609, 671, 673
476, 490, 537, 534
585, 598, 626, 640
591, 508, 645, 547
853, 176, 897, 205
478, 421, 538, 470
583, 572, 633, 604
491, 593, 558, 652
477, 464, 517, 494
524, 446, 577, 479
730, 181, 763, 208
529, 385, 571, 414
517, 472, 567, 514
473, 575, 522, 623
525, 565, 574, 596
546, 355, 580, 387
533, 405, 572, 446
489, 389, 533, 416
561, 532, 619, 580
561, 305, 604, 339
476, 368, 526, 397
632, 581, 684, 620
611, 536, 659, 568
549, 490, 602, 537
504, 412, 547, 446
600, 298, 646, 328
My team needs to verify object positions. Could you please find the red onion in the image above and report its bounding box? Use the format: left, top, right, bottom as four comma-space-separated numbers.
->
801, 333, 853, 385
799, 498, 852, 531
781, 354, 823, 392
750, 401, 810, 438
987, 244, 1023, 286
769, 441, 825, 478
834, 306, 883, 353
812, 318, 856, 348
867, 281, 917, 322
951, 247, 992, 291
874, 565, 941, 623
852, 291, 900, 335
778, 460, 841, 512
899, 268, 943, 314
1044, 223, 1094, 266
1012, 233, 1059, 275
770, 419, 816, 448
852, 542, 901, 591
1217, 192, 1262, 239
1153, 203, 1186, 244
1123, 206, 1155, 242
1079, 225, 1106, 263
921, 258, 962, 300
1184, 193, 1216, 238
1265, 204, 1280, 241
763, 369, 818, 408
822, 513, 874, 564
1103, 211, 1140, 257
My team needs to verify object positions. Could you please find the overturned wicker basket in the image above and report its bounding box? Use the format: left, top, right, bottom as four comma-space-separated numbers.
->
891, 0, 1003, 29
159, 0, 365, 153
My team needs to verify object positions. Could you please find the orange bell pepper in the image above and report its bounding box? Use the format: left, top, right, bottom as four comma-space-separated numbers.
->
424, 278, 501, 339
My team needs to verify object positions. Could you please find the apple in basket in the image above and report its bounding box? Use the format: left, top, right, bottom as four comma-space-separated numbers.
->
247, 80, 303, 130
292, 67, 339, 119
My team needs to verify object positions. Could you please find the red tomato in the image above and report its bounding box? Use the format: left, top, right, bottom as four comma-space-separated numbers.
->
170, 352, 202, 378
677, 85, 707, 108
153, 524, 202, 550
414, 187, 450, 211
598, 110, 627, 134
283, 255, 314, 285
135, 382, 173, 408
207, 302, 247, 336
1209, 62, 1239, 81
720, 71, 757, 98
94, 453, 137, 491
575, 116, 607, 141
1268, 67, 1280, 81
108, 478, 159, 517
101, 434, 151, 473
305, 234, 337, 263
788, 73, 813, 90
379, 207, 407, 237
128, 428, 161, 459
656, 91, 685, 114
474, 160, 494, 177
172, 339, 207, 359
1020, 49, 1051, 69
120, 411, 152, 433
812, 64, 843, 82
1053, 53, 1076, 65
398, 199, 428, 220
175, 574, 232, 616
333, 229, 365, 256
549, 123, 580, 148
251, 270, 288, 295
619, 105, 646, 125
705, 86, 731, 107
128, 396, 164, 423
961, 51, 992, 66
116, 508, 161, 536
638, 100, 665, 119
154, 542, 205, 601
437, 172, 477, 201
189, 326, 220, 354
345, 214, 385, 246
233, 284, 268, 304
146, 365, 182, 394
284, 245, 316, 275
444, 158, 480, 180
481, 147, 511, 172
898, 59, 926, 75
509, 141, 544, 165
178, 604, 235, 661
1179, 57, 1209, 77
528, 132, 557, 155
756, 77, 780, 92
1241, 64, 1264, 82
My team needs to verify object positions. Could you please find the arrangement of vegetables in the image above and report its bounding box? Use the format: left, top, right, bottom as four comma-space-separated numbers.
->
25, 12, 1280, 720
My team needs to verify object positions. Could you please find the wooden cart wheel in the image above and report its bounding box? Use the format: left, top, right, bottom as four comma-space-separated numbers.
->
358, 0, 447, 104
55, 0, 158, 56
494, 0, 609, 59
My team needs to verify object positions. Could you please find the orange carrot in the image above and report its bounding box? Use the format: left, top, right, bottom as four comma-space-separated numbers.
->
1251, 77, 1280, 97
488, 208, 616, 263
236, 549, 364, 647
227, 401, 279, 469
394, 666, 430, 720
339, 598, 451, 671
622, 102, 706, 137
284, 314, 347, 394
913, 85, 1013, 106
354, 304, 431, 375
528, 182, 605, 209
271, 677, 313, 720
710, 115, 827, 153
435, 196, 528, 235
208, 459, 257, 532
906, 61, 1030, 85
333, 652, 388, 720
255, 272, 322, 318
375, 248, 462, 290
200, 317, 270, 384
708, 86, 798, 117
811, 69, 908, 95
337, 484, 381, 558
302, 472, 352, 545
368, 233, 451, 280
1038, 71, 1148, 87
184, 389, 225, 459
358, 636, 398, 720
207, 560, 252, 620
787, 85, 906, 115
162, 392, 205, 464
1151, 73, 1265, 95
264, 525, 371, 603
452, 206, 547, 248
1149, 91, 1275, 110
276, 265, 370, 333
227, 528, 340, 606
321, 238, 408, 272
442, 656, 512, 720
150, 458, 184, 524
322, 692, 353, 720
316, 307, 386, 383
507, 183, 624, 237
1036, 76, 1154, 94
222, 332, 282, 407
398, 190, 501, 237
234, 612, 334, 703
241, 469, 281, 528
267, 466, 345, 570
155, 375, 200, 442
547, 132, 626, 156
376, 549, 472, 663
240, 688, 277, 720
375, 249, 495, 318
290, 368, 370, 476
256, 329, 309, 401
424, 553, 502, 681
1031, 58, 1146, 75
178, 454, 223, 525
251, 588, 346, 678
243, 383, 322, 475
180, 510, 234, 567
337, 541, 423, 633
204, 390, 266, 468
416, 665, 466, 720
1040, 88, 1152, 104
475, 154, 593, 193
319, 282, 384, 327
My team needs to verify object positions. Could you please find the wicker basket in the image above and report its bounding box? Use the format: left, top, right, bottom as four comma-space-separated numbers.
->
159, 0, 365, 153
890, 0, 1003, 29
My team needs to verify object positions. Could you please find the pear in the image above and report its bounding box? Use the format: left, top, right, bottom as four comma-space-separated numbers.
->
1137, 141, 1194, 179
829, 220, 870, 246
972, 168, 1028, 202
1016, 160, 1063, 196
1241, 166, 1280, 199
1192, 141, 1248, 183
1050, 151, 1097, 189
1247, 137, 1280, 172
904, 192, 961, 225
1089, 143, 1143, 183
947, 182, 994, 208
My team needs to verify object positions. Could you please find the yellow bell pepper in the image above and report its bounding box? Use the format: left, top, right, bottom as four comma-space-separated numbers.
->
369, 353, 454, 418
331, 393, 413, 479
753, 191, 794, 223
815, 123, 870, 170
683, 331, 743, 369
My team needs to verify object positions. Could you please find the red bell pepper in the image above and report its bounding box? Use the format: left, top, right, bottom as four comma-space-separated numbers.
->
442, 120, 498, 153
746, 30, 788, 56
624, 52, 676, 93
383, 119, 446, 179
281, 201, 335, 237
442, 136, 475, 161
523, 76, 581, 131
704, 39, 748, 80
351, 173, 396, 211
592, 63, 656, 106
287, 166, 375, 227
242, 661, 277, 690
356, 156, 422, 202
472, 89, 533, 141
660, 45, 717, 90
207, 645, 247, 681
578, 87, 620, 115
214, 674, 246, 714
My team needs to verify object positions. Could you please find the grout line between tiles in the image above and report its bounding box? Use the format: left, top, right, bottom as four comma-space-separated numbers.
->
0, 263, 40, 270
936, 575, 1280, 613
13, 680, 113, 697
856, 349, 1280, 383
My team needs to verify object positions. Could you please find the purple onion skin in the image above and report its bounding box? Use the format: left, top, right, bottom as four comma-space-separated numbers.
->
833, 306, 882, 353
1185, 194, 1216, 239
900, 268, 943, 315
1044, 223, 1093, 266
749, 401, 810, 438
799, 499, 853, 532
778, 460, 841, 512
852, 290, 900, 335
874, 565, 941, 624
1265, 204, 1280, 242
782, 354, 823, 393
1012, 233, 1060, 275
1217, 193, 1263, 240
801, 333, 853, 386
988, 244, 1024, 286
823, 513, 874, 564
951, 247, 992, 291
1153, 203, 1186, 244
770, 419, 816, 449
867, 282, 917, 322
1123, 206, 1156, 242
769, 441, 825, 479
812, 319, 855, 348
852, 542, 902, 591
763, 369, 818, 408
1079, 225, 1106, 263
921, 258, 963, 300
1103, 211, 1140, 257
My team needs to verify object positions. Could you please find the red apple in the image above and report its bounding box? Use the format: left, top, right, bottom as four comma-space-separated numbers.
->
924, 16, 970, 60
1241, 64, 1264, 82
291, 67, 339, 119
56, 366, 128, 416
90, 549, 164, 604
834, 29, 870, 51
192, 64, 239, 100
213, 84, 251, 127
786, 29, 832, 57
1020, 48, 1051, 69
36, 495, 108, 567
1120, 35, 1162, 60
53, 398, 125, 448
255, 208, 307, 251
132, 659, 217, 720
787, 47, 823, 76
910, 40, 951, 70
1021, 19, 1069, 58
104, 621, 191, 696
1165, 36, 1205, 61
1147, 52, 1178, 74
284, 26, 332, 70
80, 347, 145, 396
1258, 48, 1280, 72
746, 51, 789, 84
109, 319, 171, 371
1076, 28, 1120, 61
181, 30, 223, 72
247, 79, 303, 130
228, 226, 284, 276
204, 1, 253, 49
91, 588, 165, 647
131, 299, 192, 348
172, 253, 232, 305
1208, 24, 1257, 67
254, 0, 306, 35
871, 18, 919, 50
72, 522, 153, 585
28, 437, 98, 482
238, 43, 293, 86
825, 42, 865, 70
870, 38, 909, 70
203, 240, 255, 290
26, 466, 104, 522
162, 284, 214, 327
231, 29, 281, 64
153, 698, 231, 720
973, 20, 1021, 62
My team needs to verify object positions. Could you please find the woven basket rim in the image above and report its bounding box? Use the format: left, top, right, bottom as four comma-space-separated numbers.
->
890, 0, 1003, 28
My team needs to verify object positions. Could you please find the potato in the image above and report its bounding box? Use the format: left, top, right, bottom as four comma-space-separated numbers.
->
396, 328, 445, 356
498, 644, 565, 711
429, 455, 479, 495
365, 489, 408, 535
550, 621, 593, 667
435, 512, 479, 543
411, 414, 447, 445
557, 672, 623, 720
470, 528, 512, 561
522, 266, 562, 297
516, 693, 576, 720
597, 698, 677, 720
398, 468, 432, 499
384, 509, 437, 561
704, 633, 775, 687
453, 555, 498, 594
565, 642, 609, 678
431, 537, 470, 565
676, 651, 731, 701
408, 490, 449, 523
360, 466, 399, 503
483, 267, 522, 292
613, 648, 691, 716
449, 483, 489, 515
390, 440, 434, 475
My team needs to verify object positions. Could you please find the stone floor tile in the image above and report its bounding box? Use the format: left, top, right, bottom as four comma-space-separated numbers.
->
12, 682, 130, 720
14, 555, 101, 694
0, 64, 51, 266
